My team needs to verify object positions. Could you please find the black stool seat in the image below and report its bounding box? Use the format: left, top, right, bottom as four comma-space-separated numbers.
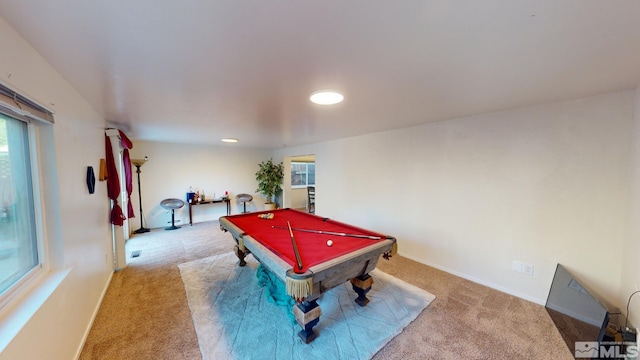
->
236, 193, 253, 213
161, 198, 185, 230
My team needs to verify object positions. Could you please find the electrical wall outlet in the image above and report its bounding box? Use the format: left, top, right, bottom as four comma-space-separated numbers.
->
512, 261, 523, 272
523, 263, 534, 276
512, 261, 534, 276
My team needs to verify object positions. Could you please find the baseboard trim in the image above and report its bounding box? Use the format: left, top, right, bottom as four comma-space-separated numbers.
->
398, 251, 546, 306
74, 270, 114, 360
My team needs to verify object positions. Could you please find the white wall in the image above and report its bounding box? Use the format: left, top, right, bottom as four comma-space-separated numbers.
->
276, 91, 634, 307
621, 87, 640, 329
129, 140, 272, 230
0, 16, 112, 360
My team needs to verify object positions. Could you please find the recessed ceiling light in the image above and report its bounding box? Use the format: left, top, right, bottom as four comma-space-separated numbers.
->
310, 90, 344, 105
221, 138, 238, 143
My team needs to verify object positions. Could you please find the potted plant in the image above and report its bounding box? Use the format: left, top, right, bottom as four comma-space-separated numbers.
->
255, 158, 284, 210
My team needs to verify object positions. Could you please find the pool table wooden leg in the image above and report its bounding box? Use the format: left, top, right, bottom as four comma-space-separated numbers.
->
351, 274, 374, 306
234, 245, 247, 267
293, 300, 322, 344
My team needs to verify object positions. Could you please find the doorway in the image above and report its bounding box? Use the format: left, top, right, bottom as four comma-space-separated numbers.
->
282, 154, 315, 211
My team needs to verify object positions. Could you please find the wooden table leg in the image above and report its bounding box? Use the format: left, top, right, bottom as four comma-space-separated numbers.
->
234, 245, 247, 266
293, 300, 322, 344
351, 274, 374, 306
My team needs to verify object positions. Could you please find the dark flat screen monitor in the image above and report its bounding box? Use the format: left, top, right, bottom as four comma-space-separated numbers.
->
545, 264, 611, 356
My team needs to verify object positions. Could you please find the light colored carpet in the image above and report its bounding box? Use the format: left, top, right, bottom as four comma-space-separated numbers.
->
179, 252, 435, 360
79, 220, 572, 360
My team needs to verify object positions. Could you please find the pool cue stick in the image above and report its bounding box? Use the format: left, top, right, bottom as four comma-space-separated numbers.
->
287, 221, 303, 271
272, 225, 384, 240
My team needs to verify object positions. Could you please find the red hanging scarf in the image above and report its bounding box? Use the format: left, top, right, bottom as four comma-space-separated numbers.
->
119, 130, 135, 219
105, 134, 125, 226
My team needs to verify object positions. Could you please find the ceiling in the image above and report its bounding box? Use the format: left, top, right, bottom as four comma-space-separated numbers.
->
1, 1, 640, 149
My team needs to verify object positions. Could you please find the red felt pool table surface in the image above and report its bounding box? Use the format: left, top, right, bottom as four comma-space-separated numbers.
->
221, 208, 388, 273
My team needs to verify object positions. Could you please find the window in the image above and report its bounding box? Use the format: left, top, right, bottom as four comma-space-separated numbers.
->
291, 162, 315, 188
0, 113, 39, 297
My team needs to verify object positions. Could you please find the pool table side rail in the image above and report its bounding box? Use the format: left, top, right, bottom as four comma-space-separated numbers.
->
219, 216, 292, 278
243, 234, 396, 302
220, 216, 397, 301
302, 238, 396, 301
218, 216, 255, 255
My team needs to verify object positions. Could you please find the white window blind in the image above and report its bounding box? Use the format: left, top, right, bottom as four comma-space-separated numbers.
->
0, 82, 54, 124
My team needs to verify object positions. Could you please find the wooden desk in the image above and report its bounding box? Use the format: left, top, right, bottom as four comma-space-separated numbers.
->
188, 198, 231, 225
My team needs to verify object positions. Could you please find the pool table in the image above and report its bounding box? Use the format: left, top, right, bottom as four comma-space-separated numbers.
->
219, 208, 397, 343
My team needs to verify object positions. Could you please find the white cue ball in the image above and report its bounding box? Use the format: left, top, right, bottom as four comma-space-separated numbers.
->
326, 239, 333, 247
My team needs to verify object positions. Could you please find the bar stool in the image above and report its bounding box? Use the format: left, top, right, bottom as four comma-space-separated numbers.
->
160, 198, 185, 230
236, 193, 253, 213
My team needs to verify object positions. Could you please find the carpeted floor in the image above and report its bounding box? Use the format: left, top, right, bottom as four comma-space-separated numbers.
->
79, 220, 573, 360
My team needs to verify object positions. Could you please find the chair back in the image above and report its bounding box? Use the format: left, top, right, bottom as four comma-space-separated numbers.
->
307, 186, 315, 213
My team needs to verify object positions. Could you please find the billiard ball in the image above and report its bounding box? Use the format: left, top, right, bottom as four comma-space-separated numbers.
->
326, 240, 333, 247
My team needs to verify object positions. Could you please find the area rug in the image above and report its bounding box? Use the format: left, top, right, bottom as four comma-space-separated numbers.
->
178, 252, 435, 360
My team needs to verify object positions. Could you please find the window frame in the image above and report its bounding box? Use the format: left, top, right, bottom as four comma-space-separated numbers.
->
0, 113, 48, 314
291, 161, 315, 189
